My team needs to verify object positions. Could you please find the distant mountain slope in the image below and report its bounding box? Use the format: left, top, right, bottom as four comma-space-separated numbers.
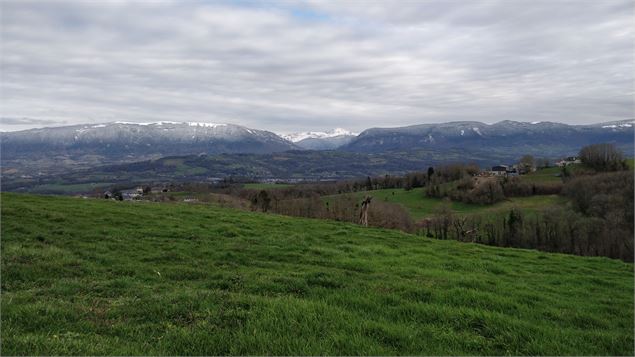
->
4, 148, 499, 192
343, 120, 634, 157
282, 128, 358, 150
1, 121, 296, 156
1, 121, 298, 174
294, 135, 357, 150
2, 119, 633, 181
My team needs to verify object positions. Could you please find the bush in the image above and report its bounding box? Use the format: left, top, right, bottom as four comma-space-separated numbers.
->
500, 177, 562, 197
368, 201, 414, 233
563, 170, 634, 231
468, 179, 505, 204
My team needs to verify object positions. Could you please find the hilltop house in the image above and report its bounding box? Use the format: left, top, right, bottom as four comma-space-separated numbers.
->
491, 165, 508, 176
556, 156, 581, 167
490, 164, 521, 177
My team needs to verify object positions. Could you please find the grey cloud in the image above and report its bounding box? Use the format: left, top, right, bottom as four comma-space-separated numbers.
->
0, 0, 633, 133
0, 117, 67, 125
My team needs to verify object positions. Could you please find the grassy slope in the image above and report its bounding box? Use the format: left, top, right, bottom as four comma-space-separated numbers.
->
329, 188, 565, 220
522, 167, 563, 183
520, 163, 631, 183
1, 193, 633, 356
243, 183, 293, 190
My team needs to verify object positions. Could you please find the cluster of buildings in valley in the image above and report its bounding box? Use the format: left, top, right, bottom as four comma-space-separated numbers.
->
555, 156, 582, 167
485, 156, 580, 177
103, 185, 168, 201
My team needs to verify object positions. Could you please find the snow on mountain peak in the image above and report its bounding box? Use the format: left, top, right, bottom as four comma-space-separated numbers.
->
114, 121, 180, 126
602, 122, 633, 129
281, 128, 358, 142
113, 120, 227, 128
186, 122, 227, 128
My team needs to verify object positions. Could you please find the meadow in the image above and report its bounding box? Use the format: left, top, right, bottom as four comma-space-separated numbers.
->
520, 167, 563, 183
1, 193, 633, 355
326, 188, 565, 220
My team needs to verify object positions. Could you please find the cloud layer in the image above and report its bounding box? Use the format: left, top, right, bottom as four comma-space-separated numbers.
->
1, 0, 633, 132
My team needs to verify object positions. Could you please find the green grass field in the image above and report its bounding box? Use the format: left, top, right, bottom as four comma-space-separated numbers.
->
330, 188, 565, 220
522, 167, 563, 183
520, 164, 612, 183
1, 193, 633, 355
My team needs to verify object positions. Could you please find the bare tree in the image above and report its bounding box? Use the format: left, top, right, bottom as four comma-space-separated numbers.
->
432, 200, 453, 239
359, 196, 372, 226
579, 143, 626, 171
452, 216, 468, 241
519, 155, 535, 173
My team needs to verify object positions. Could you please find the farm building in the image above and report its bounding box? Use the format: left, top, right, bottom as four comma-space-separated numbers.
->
491, 165, 508, 176
556, 156, 581, 167
121, 189, 142, 200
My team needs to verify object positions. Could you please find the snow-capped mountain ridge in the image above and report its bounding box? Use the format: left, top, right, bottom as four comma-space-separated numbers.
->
601, 122, 633, 129
282, 128, 358, 143
113, 121, 228, 128
1, 120, 298, 166
60, 121, 270, 140
343, 119, 635, 154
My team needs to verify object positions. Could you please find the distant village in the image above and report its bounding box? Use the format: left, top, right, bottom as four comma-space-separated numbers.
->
103, 185, 161, 201
484, 156, 580, 177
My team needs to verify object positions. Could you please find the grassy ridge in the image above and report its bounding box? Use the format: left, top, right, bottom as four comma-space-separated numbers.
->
1, 193, 633, 355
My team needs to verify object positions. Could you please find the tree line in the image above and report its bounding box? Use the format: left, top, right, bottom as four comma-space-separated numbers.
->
422, 172, 633, 261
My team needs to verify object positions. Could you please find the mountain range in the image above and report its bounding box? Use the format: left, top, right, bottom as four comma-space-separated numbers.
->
1, 119, 633, 184
1, 121, 297, 176
2, 121, 296, 156
343, 120, 634, 155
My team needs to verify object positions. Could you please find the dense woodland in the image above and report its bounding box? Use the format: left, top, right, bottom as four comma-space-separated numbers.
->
421, 169, 633, 261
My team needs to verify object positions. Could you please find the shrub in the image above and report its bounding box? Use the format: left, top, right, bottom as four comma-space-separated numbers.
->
468, 179, 505, 204
368, 201, 414, 233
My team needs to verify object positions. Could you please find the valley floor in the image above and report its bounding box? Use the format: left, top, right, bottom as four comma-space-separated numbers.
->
1, 193, 633, 355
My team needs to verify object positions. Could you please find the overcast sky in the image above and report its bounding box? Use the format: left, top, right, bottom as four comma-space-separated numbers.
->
1, 0, 633, 133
